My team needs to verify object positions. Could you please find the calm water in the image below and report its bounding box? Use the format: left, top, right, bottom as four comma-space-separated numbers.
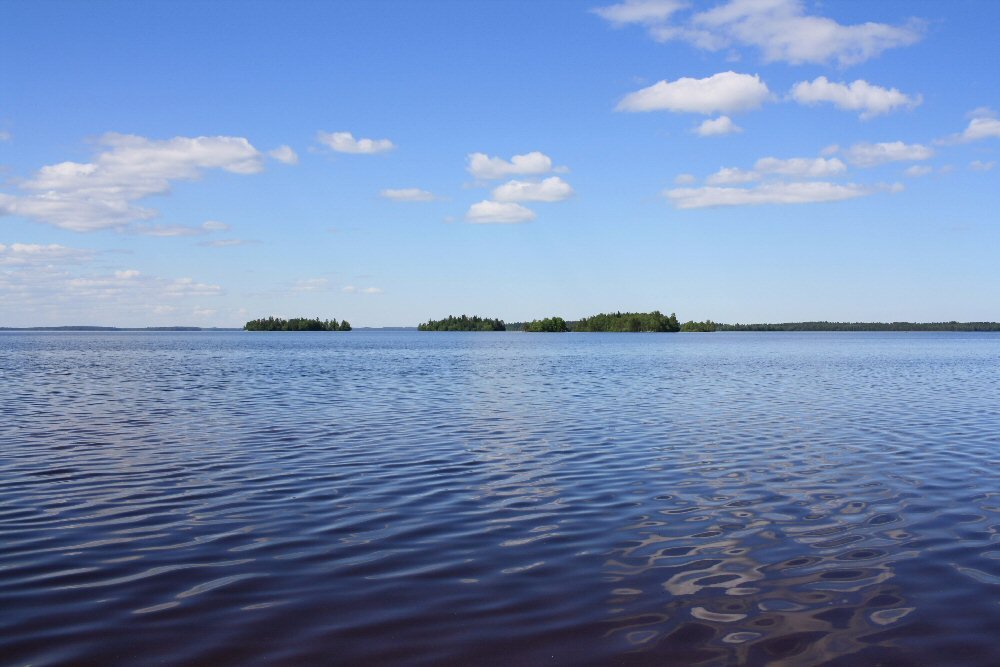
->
1, 331, 998, 666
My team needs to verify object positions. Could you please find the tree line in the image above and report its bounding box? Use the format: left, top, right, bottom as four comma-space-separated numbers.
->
245, 317, 351, 331
438, 311, 685, 332
715, 321, 1000, 331
418, 315, 506, 331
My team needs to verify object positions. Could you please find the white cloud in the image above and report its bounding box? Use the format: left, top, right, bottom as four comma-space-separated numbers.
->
706, 156, 845, 185
842, 141, 934, 167
293, 278, 329, 292
380, 188, 437, 202
0, 130, 9, 142
706, 167, 758, 185
595, 0, 925, 66
491, 176, 574, 202
0, 253, 224, 325
694, 0, 924, 66
591, 0, 687, 25
674, 173, 696, 185
132, 220, 230, 237
695, 115, 742, 136
0, 133, 263, 232
904, 165, 932, 177
617, 71, 770, 114
316, 131, 394, 154
665, 181, 885, 209
465, 200, 536, 224
193, 307, 217, 317
268, 145, 299, 164
754, 157, 847, 178
342, 285, 383, 294
791, 77, 921, 119
970, 160, 996, 171
467, 151, 553, 180
945, 113, 1000, 144
0, 242, 93, 266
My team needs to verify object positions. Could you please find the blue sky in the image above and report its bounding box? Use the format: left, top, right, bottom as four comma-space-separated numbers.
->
1, 0, 998, 327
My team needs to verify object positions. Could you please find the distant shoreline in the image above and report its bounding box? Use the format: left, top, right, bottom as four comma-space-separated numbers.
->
3, 322, 999, 332
0, 326, 242, 332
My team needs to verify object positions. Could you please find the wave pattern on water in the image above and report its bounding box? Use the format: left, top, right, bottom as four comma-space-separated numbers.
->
1, 331, 998, 666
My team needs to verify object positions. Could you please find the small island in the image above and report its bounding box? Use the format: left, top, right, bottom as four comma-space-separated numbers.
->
681, 320, 717, 332
522, 317, 569, 332
507, 311, 683, 333
418, 315, 506, 331
574, 311, 680, 332
244, 317, 351, 331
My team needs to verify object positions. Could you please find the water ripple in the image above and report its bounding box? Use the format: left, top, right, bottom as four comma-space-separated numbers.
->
1, 331, 998, 665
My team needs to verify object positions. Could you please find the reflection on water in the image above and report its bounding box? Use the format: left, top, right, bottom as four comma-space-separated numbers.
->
0, 331, 998, 666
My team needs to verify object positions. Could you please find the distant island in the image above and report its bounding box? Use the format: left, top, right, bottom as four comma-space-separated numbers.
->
418, 315, 506, 331
522, 317, 569, 332
716, 321, 1000, 332
680, 320, 717, 332
426, 311, 683, 332
244, 317, 351, 331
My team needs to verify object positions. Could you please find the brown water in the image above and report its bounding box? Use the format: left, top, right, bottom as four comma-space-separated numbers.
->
1, 331, 998, 666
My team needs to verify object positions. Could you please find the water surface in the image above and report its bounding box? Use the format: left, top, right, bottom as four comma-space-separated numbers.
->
1, 331, 998, 665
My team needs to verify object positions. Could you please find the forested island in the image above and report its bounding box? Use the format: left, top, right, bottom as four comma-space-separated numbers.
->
418, 315, 506, 331
244, 317, 351, 331
715, 321, 1000, 332
681, 320, 717, 332
522, 317, 569, 332
462, 311, 683, 333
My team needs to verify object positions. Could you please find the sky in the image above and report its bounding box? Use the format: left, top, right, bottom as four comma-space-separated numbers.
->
1, 0, 998, 327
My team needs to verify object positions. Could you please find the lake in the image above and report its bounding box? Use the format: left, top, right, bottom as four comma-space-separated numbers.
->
1, 331, 998, 666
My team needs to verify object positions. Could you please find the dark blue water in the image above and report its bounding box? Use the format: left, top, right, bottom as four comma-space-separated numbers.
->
1, 331, 998, 666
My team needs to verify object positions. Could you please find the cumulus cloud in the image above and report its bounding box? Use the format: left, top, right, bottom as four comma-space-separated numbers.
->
316, 131, 394, 154
467, 151, 553, 180
706, 167, 758, 186
491, 176, 574, 202
342, 285, 383, 294
617, 71, 770, 114
465, 200, 536, 224
0, 134, 263, 232
591, 0, 687, 25
941, 110, 1000, 144
970, 160, 996, 171
706, 157, 846, 185
379, 188, 437, 202
695, 115, 742, 136
755, 157, 847, 177
674, 173, 696, 185
594, 0, 924, 66
0, 253, 225, 325
268, 145, 299, 164
791, 77, 922, 119
665, 181, 886, 209
904, 165, 932, 177
841, 141, 934, 167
